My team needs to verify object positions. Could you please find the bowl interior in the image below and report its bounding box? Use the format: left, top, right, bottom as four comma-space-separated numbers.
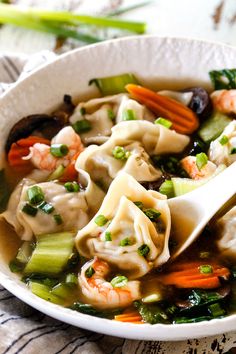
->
0, 36, 236, 340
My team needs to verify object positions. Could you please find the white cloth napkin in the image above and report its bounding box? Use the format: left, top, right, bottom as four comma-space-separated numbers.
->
0, 51, 236, 354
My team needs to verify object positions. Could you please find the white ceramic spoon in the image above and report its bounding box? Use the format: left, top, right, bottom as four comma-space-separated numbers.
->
167, 162, 236, 259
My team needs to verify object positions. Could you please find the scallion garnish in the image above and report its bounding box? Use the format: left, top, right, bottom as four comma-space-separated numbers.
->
27, 186, 44, 205
22, 203, 38, 216
154, 117, 172, 129
208, 303, 225, 317
64, 182, 80, 193
50, 144, 69, 157
134, 201, 144, 209
196, 152, 208, 171
230, 147, 236, 154
85, 266, 95, 278
219, 135, 229, 145
38, 201, 55, 214
107, 108, 115, 121
105, 231, 112, 241
65, 273, 78, 286
47, 164, 65, 181
122, 109, 136, 121
119, 237, 132, 246
89, 73, 138, 95
80, 107, 86, 116
112, 146, 130, 160
53, 214, 63, 225
199, 265, 213, 274
73, 119, 92, 133
138, 244, 150, 257
159, 180, 175, 198
144, 208, 161, 221
94, 214, 108, 227
110, 275, 128, 288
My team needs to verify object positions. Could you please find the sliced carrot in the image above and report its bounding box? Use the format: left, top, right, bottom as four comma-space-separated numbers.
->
126, 84, 199, 134
114, 310, 143, 324
8, 136, 50, 172
59, 151, 80, 182
173, 276, 221, 289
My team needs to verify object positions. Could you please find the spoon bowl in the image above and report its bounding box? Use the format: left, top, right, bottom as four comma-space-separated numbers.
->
168, 162, 236, 259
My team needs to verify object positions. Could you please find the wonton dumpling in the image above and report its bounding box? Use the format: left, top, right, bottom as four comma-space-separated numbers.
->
208, 120, 236, 166
75, 173, 171, 279
69, 94, 155, 145
76, 120, 190, 189
215, 206, 236, 261
1, 170, 105, 241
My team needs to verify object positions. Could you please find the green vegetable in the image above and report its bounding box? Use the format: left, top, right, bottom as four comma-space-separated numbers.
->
154, 117, 172, 129
137, 244, 150, 257
53, 214, 63, 225
112, 146, 130, 160
51, 282, 72, 298
27, 186, 44, 205
110, 275, 128, 288
50, 144, 69, 157
64, 181, 80, 192
16, 241, 33, 264
119, 237, 132, 246
89, 73, 138, 95
107, 109, 115, 121
94, 214, 108, 226
73, 119, 92, 133
209, 68, 236, 90
9, 259, 25, 273
196, 152, 208, 171
0, 170, 10, 212
174, 316, 211, 324
47, 164, 65, 181
144, 208, 161, 221
122, 109, 136, 121
71, 301, 122, 318
159, 180, 175, 198
199, 265, 213, 274
24, 232, 75, 275
22, 203, 38, 216
38, 202, 54, 214
65, 273, 78, 286
133, 201, 144, 209
85, 266, 95, 278
29, 281, 63, 304
142, 293, 162, 303
105, 231, 112, 241
151, 155, 186, 176
134, 301, 169, 324
219, 135, 229, 145
208, 303, 225, 317
198, 112, 231, 143
107, 1, 154, 17
80, 107, 86, 115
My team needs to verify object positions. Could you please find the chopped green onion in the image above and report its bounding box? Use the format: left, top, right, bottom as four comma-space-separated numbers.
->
80, 107, 86, 115
122, 109, 136, 121
142, 293, 162, 303
231, 147, 236, 154
27, 186, 44, 205
208, 303, 225, 317
107, 108, 115, 121
53, 214, 63, 225
65, 273, 78, 286
85, 266, 95, 278
89, 73, 138, 95
94, 214, 108, 227
64, 181, 80, 193
138, 244, 150, 257
196, 152, 208, 171
134, 201, 144, 209
144, 208, 161, 221
154, 117, 172, 129
219, 135, 229, 145
112, 146, 130, 160
38, 201, 55, 214
159, 180, 175, 198
199, 265, 213, 274
119, 237, 132, 246
105, 231, 112, 241
47, 164, 65, 181
73, 119, 92, 133
22, 203, 38, 216
9, 259, 25, 273
50, 144, 69, 157
110, 275, 128, 288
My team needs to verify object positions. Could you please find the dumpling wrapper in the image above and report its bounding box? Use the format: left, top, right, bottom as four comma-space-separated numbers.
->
76, 120, 190, 189
1, 170, 105, 241
75, 172, 171, 279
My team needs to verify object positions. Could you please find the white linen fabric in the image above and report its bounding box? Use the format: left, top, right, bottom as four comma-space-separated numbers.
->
0, 52, 235, 354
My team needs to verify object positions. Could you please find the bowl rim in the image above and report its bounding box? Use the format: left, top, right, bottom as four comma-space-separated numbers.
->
1, 35, 236, 341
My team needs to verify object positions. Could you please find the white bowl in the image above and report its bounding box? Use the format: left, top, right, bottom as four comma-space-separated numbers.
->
0, 36, 236, 341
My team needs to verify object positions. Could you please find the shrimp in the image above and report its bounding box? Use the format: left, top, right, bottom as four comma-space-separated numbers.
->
211, 89, 236, 114
78, 257, 141, 309
23, 126, 84, 171
181, 156, 217, 180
